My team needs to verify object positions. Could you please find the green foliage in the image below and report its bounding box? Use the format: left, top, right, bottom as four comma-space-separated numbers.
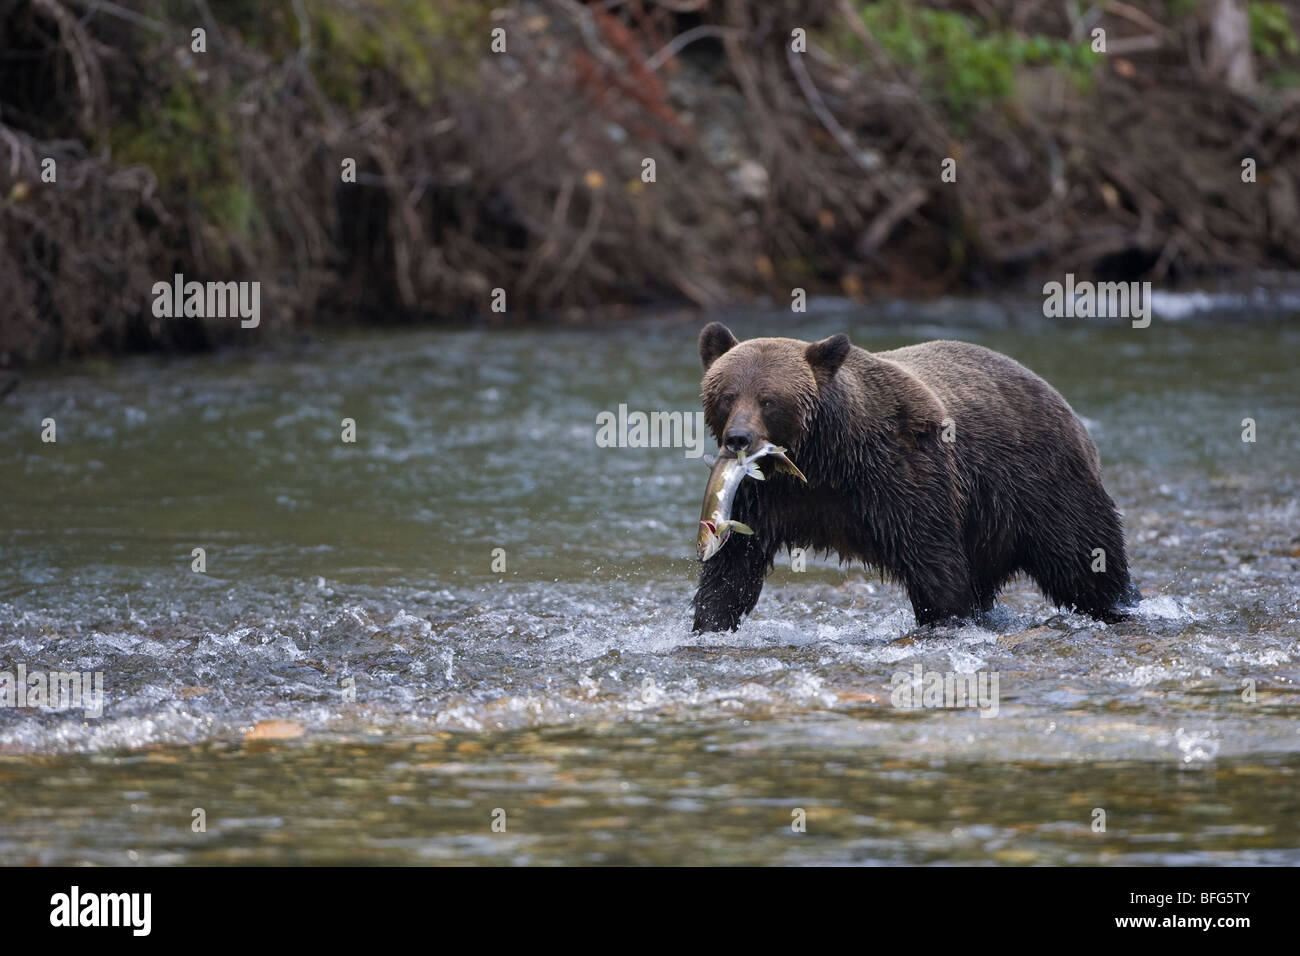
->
312, 0, 488, 108
853, 0, 1094, 117
1248, 2, 1300, 59
104, 1, 488, 238
107, 78, 259, 239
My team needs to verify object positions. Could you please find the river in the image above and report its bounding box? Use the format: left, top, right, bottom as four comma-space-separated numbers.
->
1, 295, 1298, 864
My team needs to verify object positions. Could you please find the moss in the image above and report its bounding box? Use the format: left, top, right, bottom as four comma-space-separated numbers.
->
107, 79, 253, 233
141, 0, 490, 104
102, 1, 491, 239
312, 1, 489, 107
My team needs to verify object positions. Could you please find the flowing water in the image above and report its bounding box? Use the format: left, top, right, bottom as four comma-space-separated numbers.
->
1, 298, 1298, 865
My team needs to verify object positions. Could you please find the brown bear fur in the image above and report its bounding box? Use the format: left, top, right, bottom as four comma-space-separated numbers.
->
691, 322, 1139, 632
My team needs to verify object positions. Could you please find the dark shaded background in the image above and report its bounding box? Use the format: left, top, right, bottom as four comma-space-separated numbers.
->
1, 0, 1298, 364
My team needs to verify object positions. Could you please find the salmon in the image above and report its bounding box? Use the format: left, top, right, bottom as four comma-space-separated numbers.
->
697, 443, 806, 561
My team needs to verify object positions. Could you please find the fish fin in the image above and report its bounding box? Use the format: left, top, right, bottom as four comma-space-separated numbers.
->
702, 454, 716, 467
773, 455, 807, 483
727, 521, 754, 535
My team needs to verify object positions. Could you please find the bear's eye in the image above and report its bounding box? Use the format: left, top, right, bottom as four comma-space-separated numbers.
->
721, 393, 737, 406
758, 396, 774, 409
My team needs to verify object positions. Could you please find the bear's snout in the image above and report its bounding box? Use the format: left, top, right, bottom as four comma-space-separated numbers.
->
724, 427, 754, 454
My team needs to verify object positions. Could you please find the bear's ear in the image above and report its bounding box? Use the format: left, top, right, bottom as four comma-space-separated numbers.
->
805, 333, 851, 386
699, 322, 740, 370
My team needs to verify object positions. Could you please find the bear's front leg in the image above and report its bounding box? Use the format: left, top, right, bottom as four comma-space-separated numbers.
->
692, 531, 774, 632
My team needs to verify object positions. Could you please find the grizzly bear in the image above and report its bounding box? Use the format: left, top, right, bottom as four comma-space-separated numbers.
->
691, 322, 1139, 632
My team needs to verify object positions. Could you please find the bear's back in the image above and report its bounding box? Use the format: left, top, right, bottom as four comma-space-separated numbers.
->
874, 339, 1098, 466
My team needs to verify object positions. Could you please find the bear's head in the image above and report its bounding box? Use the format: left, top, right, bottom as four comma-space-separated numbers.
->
698, 322, 851, 457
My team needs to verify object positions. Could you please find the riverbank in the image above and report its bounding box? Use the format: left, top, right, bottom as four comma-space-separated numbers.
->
2, 0, 1299, 365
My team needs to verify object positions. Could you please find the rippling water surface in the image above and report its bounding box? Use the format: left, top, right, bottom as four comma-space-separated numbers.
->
1, 299, 1298, 864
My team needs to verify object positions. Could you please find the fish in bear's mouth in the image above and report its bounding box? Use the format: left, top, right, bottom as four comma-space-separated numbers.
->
696, 443, 806, 561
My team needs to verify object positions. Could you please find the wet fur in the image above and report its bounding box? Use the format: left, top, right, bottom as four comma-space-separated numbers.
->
691, 323, 1139, 632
